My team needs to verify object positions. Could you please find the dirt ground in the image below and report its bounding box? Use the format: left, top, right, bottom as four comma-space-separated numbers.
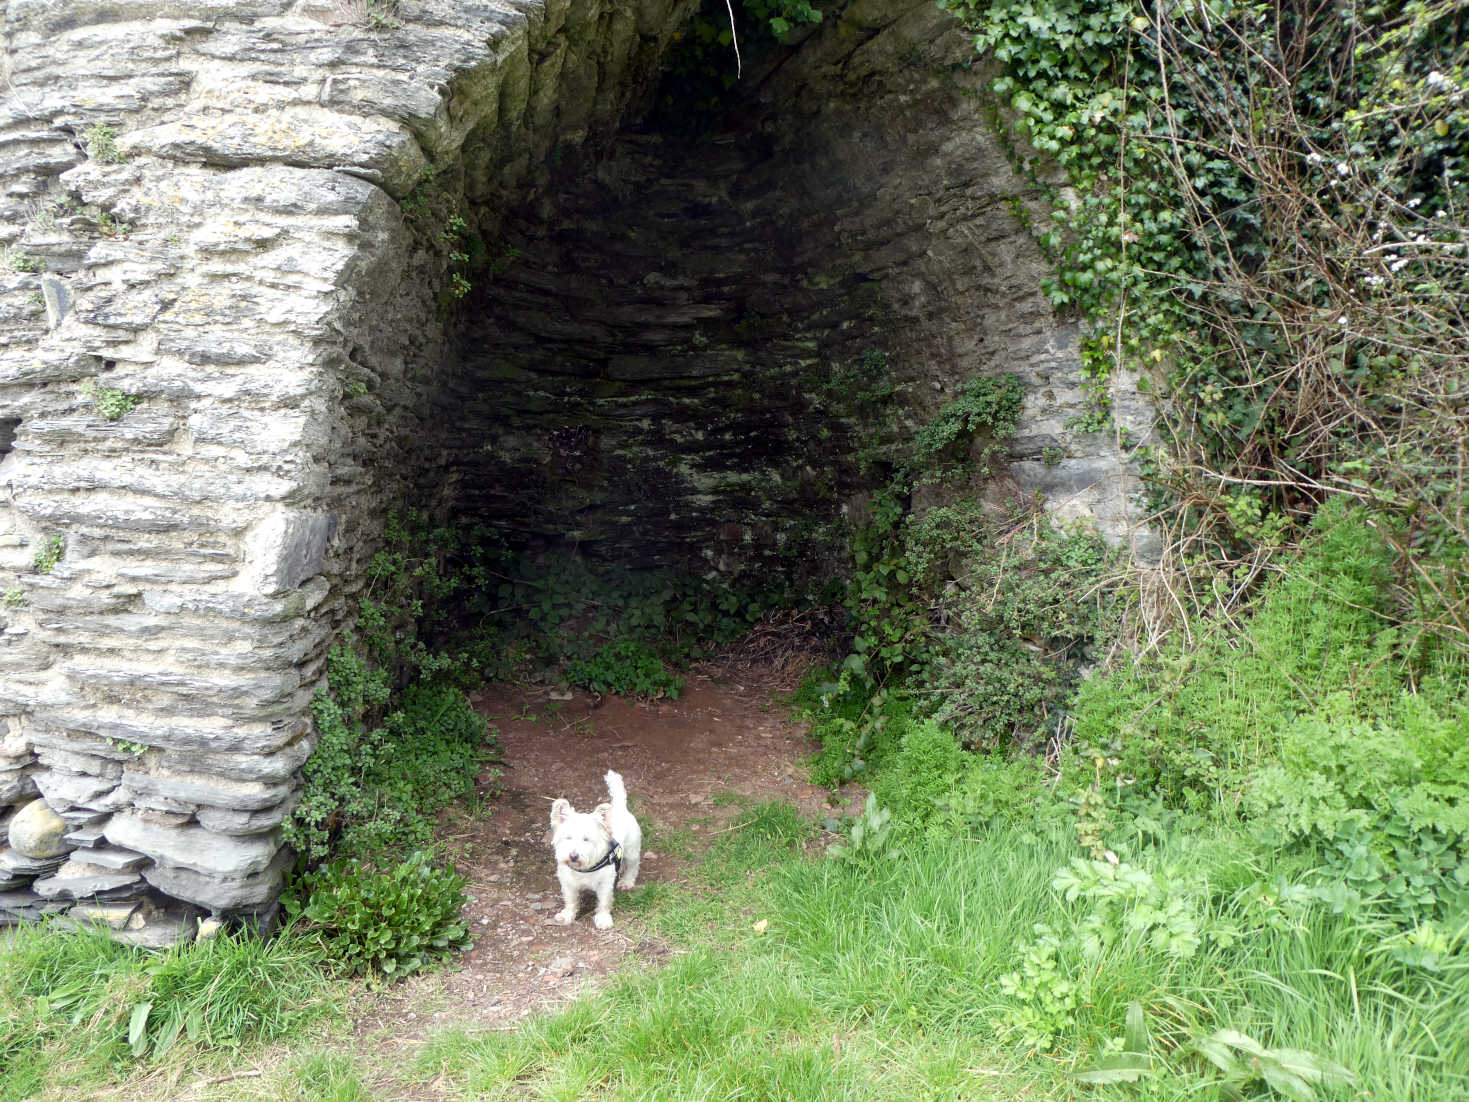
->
357, 659, 838, 1049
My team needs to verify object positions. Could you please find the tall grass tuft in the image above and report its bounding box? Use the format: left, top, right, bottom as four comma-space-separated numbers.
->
0, 921, 333, 1097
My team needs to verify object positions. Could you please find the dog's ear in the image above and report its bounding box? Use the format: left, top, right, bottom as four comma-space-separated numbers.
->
592, 802, 612, 830
550, 798, 572, 827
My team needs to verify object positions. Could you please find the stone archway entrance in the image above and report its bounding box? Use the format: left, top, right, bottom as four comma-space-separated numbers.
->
0, 0, 1151, 937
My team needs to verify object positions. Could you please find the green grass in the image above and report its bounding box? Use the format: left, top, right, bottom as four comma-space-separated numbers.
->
416, 809, 1469, 1101
0, 922, 334, 1099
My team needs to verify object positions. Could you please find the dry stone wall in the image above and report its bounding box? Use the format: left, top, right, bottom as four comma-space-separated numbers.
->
0, 0, 1157, 938
0, 0, 693, 939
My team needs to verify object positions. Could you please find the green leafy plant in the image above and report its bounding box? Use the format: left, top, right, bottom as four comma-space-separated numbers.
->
288, 652, 493, 862
6, 251, 45, 273
80, 378, 141, 422
95, 210, 131, 238
32, 535, 63, 574
1072, 1000, 1154, 1084
290, 851, 472, 980
998, 922, 1088, 1049
84, 123, 126, 164
868, 718, 964, 832
1192, 1028, 1355, 1101
827, 793, 894, 863
564, 638, 684, 699
651, 0, 826, 133
1075, 1002, 1355, 1100
902, 374, 1025, 485
941, 0, 1469, 643
363, 0, 401, 29
2, 587, 24, 609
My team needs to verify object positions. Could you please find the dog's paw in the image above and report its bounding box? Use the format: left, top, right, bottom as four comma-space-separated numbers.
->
554, 908, 576, 925
617, 877, 636, 891
593, 911, 614, 930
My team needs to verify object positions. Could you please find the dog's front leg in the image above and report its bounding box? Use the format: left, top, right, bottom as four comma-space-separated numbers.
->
555, 869, 578, 924
592, 877, 615, 929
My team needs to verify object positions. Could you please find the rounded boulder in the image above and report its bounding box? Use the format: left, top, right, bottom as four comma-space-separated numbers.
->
8, 797, 70, 859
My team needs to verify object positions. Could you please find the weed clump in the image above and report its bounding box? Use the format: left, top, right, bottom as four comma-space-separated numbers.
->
287, 851, 471, 981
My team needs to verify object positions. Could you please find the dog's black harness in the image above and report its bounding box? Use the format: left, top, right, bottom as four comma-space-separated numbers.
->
583, 840, 623, 875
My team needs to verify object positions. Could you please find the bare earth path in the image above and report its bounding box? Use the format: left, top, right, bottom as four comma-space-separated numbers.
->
355, 660, 833, 1066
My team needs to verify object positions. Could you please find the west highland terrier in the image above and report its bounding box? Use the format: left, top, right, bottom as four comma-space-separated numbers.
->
550, 770, 643, 929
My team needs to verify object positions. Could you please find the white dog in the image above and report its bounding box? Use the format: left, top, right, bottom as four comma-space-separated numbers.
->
550, 770, 642, 930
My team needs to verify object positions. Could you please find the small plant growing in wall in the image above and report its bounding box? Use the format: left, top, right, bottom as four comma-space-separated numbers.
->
332, 0, 401, 29
83, 124, 127, 164
79, 378, 141, 422
33, 535, 64, 575
95, 210, 131, 238
2, 587, 25, 609
6, 251, 45, 273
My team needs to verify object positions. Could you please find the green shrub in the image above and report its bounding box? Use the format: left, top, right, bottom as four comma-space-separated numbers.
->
292, 851, 472, 980
920, 513, 1111, 748
288, 651, 494, 862
950, 751, 1069, 832
1247, 692, 1469, 925
797, 681, 914, 787
1071, 501, 1406, 810
870, 719, 965, 831
565, 638, 684, 699
495, 551, 778, 671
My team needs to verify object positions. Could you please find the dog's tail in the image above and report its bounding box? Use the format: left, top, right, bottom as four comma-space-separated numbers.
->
604, 770, 628, 812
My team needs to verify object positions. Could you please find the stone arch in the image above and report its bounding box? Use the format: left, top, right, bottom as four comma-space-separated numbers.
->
0, 0, 1154, 937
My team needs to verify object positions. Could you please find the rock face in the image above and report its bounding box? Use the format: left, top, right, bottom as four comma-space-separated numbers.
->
0, 0, 1158, 931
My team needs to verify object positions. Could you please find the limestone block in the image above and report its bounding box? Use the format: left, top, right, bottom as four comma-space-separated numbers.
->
114, 911, 199, 949
35, 709, 306, 756
7, 798, 68, 858
243, 510, 336, 597
58, 664, 303, 709
7, 1, 290, 35
320, 74, 449, 150
104, 812, 282, 879
0, 849, 65, 877
128, 791, 199, 815
34, 746, 125, 781
172, 731, 314, 783
74, 846, 148, 872
63, 824, 107, 848
0, 889, 49, 922
156, 331, 273, 366
21, 412, 177, 449
141, 576, 330, 627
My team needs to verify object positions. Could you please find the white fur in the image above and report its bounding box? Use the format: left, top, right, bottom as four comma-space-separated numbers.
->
550, 770, 642, 930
